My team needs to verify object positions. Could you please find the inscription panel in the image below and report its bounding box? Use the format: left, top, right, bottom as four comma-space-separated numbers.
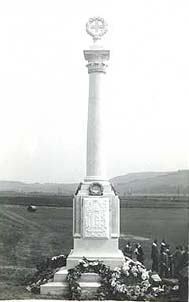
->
83, 198, 109, 238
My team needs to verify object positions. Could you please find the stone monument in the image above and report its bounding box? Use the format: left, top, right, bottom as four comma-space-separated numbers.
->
41, 17, 124, 296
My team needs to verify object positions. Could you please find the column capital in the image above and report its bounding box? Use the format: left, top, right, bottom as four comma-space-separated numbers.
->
86, 62, 107, 74
84, 50, 110, 73
84, 50, 110, 63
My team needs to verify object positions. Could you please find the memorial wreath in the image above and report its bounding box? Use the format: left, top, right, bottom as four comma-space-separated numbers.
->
26, 255, 169, 300
67, 256, 165, 300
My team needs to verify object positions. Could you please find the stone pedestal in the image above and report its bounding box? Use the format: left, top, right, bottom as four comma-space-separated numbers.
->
41, 179, 124, 297
41, 179, 124, 296
66, 181, 124, 269
41, 267, 101, 298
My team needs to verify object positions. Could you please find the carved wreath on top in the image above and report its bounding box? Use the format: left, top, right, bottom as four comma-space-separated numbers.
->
89, 182, 103, 196
86, 17, 108, 42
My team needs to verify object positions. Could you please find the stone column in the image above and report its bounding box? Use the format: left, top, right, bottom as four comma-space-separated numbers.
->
66, 18, 124, 270
84, 50, 109, 181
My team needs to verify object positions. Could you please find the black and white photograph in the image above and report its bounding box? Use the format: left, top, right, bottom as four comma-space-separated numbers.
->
0, 1, 188, 301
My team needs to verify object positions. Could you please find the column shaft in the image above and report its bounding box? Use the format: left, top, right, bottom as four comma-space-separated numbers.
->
84, 49, 110, 181
86, 72, 106, 180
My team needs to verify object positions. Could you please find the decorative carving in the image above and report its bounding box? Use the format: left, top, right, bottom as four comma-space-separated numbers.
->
84, 50, 110, 73
84, 50, 110, 62
89, 182, 103, 196
83, 198, 109, 238
86, 17, 108, 42
87, 62, 107, 74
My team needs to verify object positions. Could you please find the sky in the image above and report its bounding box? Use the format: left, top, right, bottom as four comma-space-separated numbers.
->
0, 0, 188, 183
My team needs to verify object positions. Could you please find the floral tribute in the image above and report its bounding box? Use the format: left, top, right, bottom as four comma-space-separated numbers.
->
26, 255, 171, 300
67, 256, 165, 300
26, 254, 67, 294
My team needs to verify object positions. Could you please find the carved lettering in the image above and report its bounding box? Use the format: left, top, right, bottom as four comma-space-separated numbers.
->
83, 198, 109, 238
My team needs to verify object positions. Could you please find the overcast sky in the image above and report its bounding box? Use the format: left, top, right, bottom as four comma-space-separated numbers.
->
0, 0, 188, 183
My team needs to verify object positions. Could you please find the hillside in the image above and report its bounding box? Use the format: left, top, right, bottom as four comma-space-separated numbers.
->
0, 181, 77, 195
111, 170, 189, 195
0, 170, 188, 195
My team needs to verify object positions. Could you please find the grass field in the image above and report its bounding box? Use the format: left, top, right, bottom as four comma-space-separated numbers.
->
0, 203, 188, 299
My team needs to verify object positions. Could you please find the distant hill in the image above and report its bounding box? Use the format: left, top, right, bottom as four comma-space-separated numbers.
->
0, 181, 77, 195
0, 170, 188, 195
111, 170, 189, 195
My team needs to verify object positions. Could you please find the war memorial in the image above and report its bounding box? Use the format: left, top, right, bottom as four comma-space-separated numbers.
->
0, 0, 188, 299
41, 16, 125, 296
36, 18, 187, 301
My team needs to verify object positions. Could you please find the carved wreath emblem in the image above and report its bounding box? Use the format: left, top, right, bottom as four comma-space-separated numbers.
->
89, 182, 103, 196
86, 17, 108, 42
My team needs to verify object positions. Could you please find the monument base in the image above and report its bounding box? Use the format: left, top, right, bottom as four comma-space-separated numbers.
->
40, 268, 101, 298
67, 248, 124, 269
69, 180, 124, 269
40, 180, 125, 296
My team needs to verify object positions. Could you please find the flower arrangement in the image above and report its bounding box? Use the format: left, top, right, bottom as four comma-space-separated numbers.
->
67, 257, 111, 300
108, 257, 152, 300
67, 256, 165, 300
26, 254, 67, 293
26, 255, 174, 300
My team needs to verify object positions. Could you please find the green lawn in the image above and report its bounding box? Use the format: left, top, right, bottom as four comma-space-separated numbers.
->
120, 207, 188, 268
0, 204, 188, 299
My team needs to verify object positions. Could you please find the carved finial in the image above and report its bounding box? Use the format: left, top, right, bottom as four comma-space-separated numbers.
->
86, 17, 108, 43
